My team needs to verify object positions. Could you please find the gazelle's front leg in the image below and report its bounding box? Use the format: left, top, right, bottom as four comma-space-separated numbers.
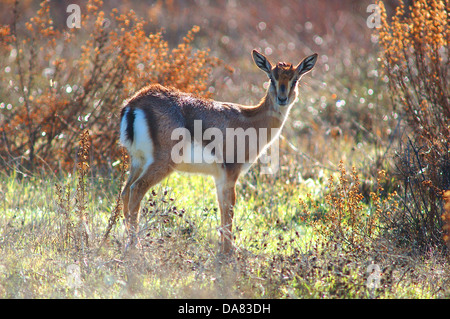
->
215, 169, 239, 254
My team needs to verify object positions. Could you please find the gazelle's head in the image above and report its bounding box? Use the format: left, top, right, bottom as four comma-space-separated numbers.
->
252, 50, 318, 107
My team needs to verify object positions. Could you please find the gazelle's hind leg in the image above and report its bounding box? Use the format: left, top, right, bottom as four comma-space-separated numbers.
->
126, 159, 173, 239
121, 161, 143, 226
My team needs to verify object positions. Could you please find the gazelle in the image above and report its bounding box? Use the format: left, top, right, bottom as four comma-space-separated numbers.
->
120, 49, 318, 253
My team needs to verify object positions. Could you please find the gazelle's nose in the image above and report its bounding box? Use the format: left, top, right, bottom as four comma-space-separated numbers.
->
278, 96, 288, 105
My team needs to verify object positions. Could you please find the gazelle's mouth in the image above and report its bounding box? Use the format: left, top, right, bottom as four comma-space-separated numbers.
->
277, 97, 288, 105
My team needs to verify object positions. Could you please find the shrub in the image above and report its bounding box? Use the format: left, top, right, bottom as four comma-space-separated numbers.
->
0, 0, 223, 174
377, 0, 449, 252
299, 160, 398, 252
55, 130, 91, 252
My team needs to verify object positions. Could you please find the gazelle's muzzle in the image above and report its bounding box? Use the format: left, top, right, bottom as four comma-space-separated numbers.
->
276, 83, 290, 105
277, 96, 288, 105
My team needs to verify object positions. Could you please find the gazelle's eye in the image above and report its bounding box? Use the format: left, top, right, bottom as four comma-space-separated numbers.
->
269, 76, 276, 88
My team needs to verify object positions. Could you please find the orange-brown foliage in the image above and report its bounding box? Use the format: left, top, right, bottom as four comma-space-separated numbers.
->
377, 0, 449, 251
377, 0, 448, 137
299, 160, 398, 252
0, 0, 223, 174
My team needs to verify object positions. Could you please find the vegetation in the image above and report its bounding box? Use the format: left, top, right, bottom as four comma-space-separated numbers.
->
377, 0, 449, 253
0, 0, 449, 298
0, 0, 223, 173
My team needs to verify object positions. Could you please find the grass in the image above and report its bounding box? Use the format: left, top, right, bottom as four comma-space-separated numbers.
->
1, 158, 449, 299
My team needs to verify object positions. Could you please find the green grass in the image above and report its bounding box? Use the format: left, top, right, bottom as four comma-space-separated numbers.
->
1, 161, 449, 299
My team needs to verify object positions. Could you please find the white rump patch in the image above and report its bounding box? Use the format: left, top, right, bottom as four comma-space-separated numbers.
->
120, 108, 154, 170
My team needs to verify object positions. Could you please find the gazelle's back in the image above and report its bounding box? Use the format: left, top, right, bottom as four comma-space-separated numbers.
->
123, 85, 231, 136
120, 84, 266, 154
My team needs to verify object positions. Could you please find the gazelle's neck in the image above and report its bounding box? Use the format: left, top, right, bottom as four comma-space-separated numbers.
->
254, 87, 296, 128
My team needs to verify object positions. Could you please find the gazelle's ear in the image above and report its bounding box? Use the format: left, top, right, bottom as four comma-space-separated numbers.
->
252, 50, 272, 76
295, 53, 318, 78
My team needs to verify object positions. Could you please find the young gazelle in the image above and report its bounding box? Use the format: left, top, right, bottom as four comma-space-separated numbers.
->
120, 50, 318, 253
